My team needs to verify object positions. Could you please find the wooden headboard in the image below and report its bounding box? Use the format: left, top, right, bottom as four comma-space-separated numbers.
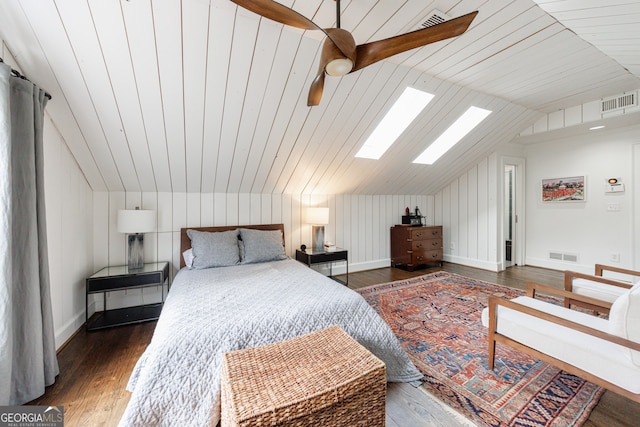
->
180, 224, 286, 268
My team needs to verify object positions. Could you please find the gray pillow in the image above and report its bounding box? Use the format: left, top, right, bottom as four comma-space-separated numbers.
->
239, 228, 287, 264
187, 229, 240, 269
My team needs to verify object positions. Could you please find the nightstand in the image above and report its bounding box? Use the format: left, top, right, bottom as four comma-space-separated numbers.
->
295, 248, 348, 286
86, 262, 170, 331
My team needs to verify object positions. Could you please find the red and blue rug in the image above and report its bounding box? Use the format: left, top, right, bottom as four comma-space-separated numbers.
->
356, 271, 603, 427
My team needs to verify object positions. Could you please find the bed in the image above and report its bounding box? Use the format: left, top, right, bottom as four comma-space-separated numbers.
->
119, 224, 422, 427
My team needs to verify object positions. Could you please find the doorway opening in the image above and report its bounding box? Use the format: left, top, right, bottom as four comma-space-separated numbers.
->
504, 165, 516, 267
502, 157, 524, 269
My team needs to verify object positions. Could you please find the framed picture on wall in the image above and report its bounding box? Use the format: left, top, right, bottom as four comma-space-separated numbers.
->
542, 175, 586, 202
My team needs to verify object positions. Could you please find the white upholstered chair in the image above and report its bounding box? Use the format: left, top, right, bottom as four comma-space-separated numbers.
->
482, 281, 640, 403
564, 264, 639, 314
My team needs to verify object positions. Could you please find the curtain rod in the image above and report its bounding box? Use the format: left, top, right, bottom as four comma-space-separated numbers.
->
0, 57, 52, 100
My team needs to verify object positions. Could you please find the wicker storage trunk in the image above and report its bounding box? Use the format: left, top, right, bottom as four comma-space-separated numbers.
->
220, 325, 386, 427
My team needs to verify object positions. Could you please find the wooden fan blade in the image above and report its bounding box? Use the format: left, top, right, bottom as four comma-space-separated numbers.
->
231, 0, 353, 60
352, 11, 478, 72
230, 0, 321, 31
308, 69, 326, 106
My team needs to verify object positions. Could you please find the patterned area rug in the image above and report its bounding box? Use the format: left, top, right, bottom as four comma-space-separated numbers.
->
356, 271, 604, 427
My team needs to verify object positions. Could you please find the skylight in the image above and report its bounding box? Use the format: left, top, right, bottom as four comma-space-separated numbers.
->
413, 106, 491, 165
355, 87, 434, 160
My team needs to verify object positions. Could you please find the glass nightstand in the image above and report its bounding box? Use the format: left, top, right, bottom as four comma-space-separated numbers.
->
295, 248, 348, 286
85, 262, 170, 330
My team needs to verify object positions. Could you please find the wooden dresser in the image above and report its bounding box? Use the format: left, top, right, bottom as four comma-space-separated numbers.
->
390, 225, 443, 270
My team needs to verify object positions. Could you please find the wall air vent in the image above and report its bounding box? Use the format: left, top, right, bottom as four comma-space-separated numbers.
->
601, 91, 638, 113
549, 251, 579, 263
549, 252, 563, 261
414, 9, 451, 30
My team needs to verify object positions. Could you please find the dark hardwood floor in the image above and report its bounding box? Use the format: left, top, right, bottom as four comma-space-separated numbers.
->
29, 321, 156, 427
30, 263, 638, 426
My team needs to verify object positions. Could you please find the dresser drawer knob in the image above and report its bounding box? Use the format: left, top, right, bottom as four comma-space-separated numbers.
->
415, 232, 422, 238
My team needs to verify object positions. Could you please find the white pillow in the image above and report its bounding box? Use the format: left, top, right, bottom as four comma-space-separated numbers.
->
182, 248, 195, 269
609, 281, 640, 366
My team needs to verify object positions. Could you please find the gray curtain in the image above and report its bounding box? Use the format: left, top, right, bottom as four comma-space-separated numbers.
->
0, 62, 58, 405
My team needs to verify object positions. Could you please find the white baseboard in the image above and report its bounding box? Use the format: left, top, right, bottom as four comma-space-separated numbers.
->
323, 259, 390, 276
349, 259, 391, 273
338, 256, 501, 275
55, 309, 87, 350
524, 256, 590, 273
444, 254, 501, 272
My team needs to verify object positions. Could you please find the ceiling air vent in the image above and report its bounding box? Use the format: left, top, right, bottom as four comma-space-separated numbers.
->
414, 9, 452, 30
601, 91, 638, 113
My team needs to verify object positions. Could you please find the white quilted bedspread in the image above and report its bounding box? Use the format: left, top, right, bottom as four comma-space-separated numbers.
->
119, 259, 421, 426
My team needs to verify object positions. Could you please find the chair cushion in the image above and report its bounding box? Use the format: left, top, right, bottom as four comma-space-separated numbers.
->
609, 282, 640, 367
571, 278, 629, 303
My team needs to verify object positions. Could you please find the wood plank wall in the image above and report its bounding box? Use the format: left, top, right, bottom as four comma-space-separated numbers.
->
92, 192, 434, 312
435, 152, 502, 271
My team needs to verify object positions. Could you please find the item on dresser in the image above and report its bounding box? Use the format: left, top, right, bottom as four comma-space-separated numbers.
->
390, 225, 443, 270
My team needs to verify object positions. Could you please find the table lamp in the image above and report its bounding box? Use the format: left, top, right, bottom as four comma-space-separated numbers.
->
117, 207, 156, 270
305, 207, 329, 252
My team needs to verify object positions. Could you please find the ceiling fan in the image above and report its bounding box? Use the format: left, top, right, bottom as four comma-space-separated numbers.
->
230, 0, 478, 106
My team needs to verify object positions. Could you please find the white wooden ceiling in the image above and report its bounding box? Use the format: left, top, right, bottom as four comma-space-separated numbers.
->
0, 0, 638, 195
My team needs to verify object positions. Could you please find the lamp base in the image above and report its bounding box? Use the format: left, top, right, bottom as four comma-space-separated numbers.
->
312, 225, 325, 252
127, 233, 144, 270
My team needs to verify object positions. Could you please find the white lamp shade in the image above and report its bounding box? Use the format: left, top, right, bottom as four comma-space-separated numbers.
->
305, 207, 329, 225
117, 209, 156, 234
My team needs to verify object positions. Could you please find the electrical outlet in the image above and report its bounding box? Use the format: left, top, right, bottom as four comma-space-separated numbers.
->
610, 252, 620, 263
450, 242, 455, 250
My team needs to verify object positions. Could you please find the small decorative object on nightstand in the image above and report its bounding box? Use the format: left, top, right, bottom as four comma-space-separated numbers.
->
85, 261, 169, 331
296, 248, 348, 286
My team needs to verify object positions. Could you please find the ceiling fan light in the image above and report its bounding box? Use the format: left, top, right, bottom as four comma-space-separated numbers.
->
325, 58, 353, 76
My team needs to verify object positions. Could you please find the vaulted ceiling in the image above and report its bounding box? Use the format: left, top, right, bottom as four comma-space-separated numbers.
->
1, 0, 638, 195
